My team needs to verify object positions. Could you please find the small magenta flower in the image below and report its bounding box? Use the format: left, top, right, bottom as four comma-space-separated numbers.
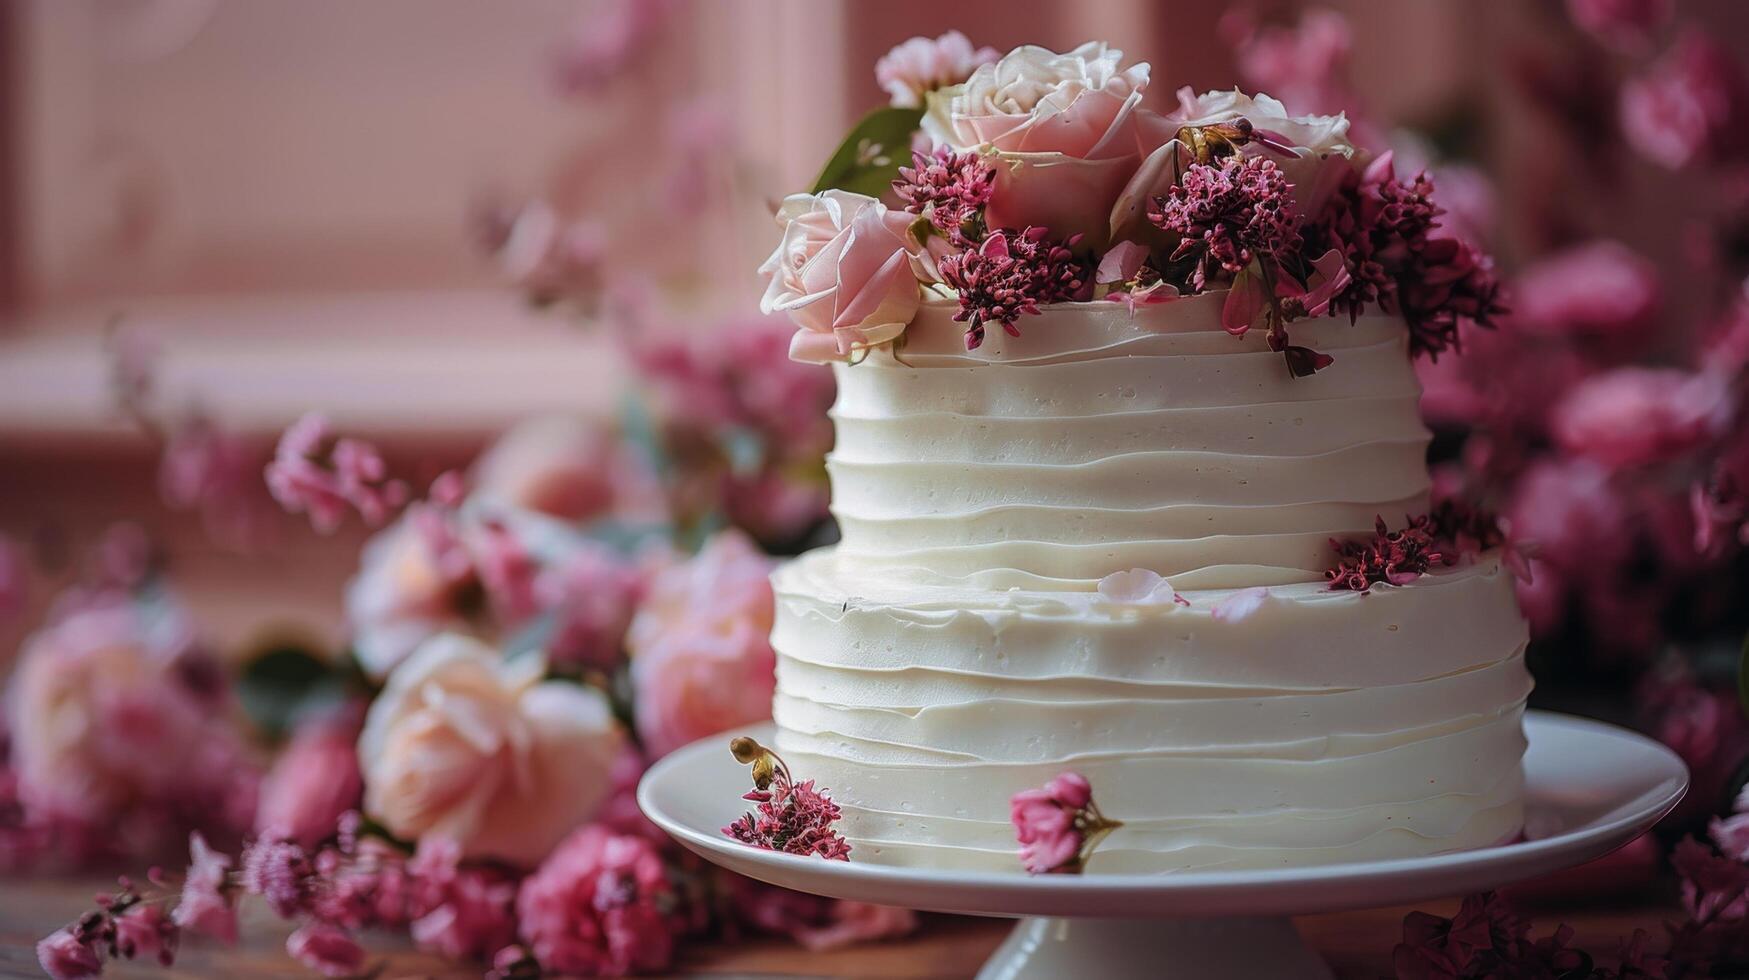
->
722, 737, 852, 860
240, 838, 316, 918
1010, 772, 1121, 874
113, 905, 177, 967
1151, 155, 1300, 289
938, 227, 1089, 350
1326, 516, 1445, 592
36, 926, 104, 980
893, 146, 997, 243
173, 832, 239, 943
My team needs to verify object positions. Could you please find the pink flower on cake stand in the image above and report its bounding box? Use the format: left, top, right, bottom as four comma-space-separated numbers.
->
1010, 772, 1123, 874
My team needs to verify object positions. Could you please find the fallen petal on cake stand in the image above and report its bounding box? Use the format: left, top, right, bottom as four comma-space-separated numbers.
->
638, 711, 1686, 980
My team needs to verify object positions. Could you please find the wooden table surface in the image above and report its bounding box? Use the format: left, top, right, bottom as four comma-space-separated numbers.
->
0, 875, 1683, 979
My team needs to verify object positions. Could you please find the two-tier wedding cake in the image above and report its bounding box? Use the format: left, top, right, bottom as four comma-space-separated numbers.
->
755, 36, 1528, 873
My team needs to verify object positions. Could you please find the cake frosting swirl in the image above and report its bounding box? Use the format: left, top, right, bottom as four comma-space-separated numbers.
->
829, 293, 1431, 591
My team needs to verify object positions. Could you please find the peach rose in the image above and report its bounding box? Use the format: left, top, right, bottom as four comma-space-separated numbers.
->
759, 190, 926, 363
626, 530, 776, 758
358, 634, 624, 866
922, 42, 1150, 249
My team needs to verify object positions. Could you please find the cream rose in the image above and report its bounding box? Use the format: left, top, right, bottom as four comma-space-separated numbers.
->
1163, 88, 1353, 156
1111, 88, 1356, 244
758, 190, 925, 363
922, 42, 1150, 249
358, 633, 624, 866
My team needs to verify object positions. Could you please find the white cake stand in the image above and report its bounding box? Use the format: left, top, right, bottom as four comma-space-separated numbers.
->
638, 711, 1686, 979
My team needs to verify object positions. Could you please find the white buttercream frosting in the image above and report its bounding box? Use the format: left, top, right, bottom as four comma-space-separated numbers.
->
772, 294, 1530, 872
828, 293, 1431, 590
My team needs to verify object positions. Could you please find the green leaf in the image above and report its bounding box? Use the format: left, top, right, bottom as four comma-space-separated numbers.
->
236, 644, 348, 741
810, 106, 925, 199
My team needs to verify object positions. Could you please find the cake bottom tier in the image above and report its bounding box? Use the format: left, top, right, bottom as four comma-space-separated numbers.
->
770, 551, 1532, 873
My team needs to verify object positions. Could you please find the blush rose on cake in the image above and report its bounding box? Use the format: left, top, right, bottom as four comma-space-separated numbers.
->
749, 34, 1530, 875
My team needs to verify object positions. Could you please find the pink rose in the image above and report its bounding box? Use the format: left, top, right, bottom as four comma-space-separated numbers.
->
534, 543, 645, 673
627, 531, 776, 758
1551, 367, 1733, 470
472, 415, 663, 525
255, 704, 365, 847
5, 602, 255, 832
1506, 459, 1632, 589
923, 42, 1151, 250
923, 42, 1148, 158
358, 634, 625, 866
1620, 33, 1749, 170
516, 825, 676, 976
759, 190, 925, 363
345, 513, 481, 680
875, 31, 998, 109
1513, 240, 1660, 340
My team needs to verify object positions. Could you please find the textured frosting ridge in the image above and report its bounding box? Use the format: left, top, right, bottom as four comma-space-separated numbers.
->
829, 293, 1433, 591
773, 553, 1529, 872
775, 294, 1530, 873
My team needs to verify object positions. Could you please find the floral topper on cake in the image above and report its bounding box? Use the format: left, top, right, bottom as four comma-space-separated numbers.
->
758, 34, 1505, 376
722, 736, 852, 861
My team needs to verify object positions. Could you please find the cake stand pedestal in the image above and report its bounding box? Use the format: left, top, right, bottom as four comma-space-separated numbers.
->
638, 711, 1686, 979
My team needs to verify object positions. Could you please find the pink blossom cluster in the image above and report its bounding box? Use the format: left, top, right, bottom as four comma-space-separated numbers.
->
723, 772, 853, 861
1304, 153, 1506, 360
938, 228, 1090, 350
893, 146, 997, 244
1325, 515, 1447, 592
514, 825, 676, 975
1152, 155, 1301, 290
345, 464, 655, 679
265, 413, 410, 534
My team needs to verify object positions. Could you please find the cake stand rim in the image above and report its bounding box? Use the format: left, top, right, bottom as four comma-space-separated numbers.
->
636, 709, 1687, 919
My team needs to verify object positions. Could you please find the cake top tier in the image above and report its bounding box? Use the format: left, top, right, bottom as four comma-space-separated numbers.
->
827, 295, 1432, 591
757, 38, 1502, 382
762, 35, 1514, 596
